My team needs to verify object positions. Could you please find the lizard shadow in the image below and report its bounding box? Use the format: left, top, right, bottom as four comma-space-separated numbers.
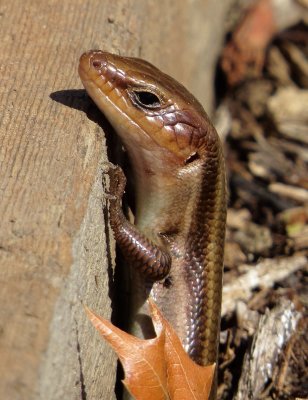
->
51, 88, 135, 398
50, 89, 122, 160
51, 88, 134, 358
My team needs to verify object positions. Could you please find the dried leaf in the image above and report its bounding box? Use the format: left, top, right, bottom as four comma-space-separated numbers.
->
86, 301, 215, 400
85, 306, 168, 400
150, 300, 215, 400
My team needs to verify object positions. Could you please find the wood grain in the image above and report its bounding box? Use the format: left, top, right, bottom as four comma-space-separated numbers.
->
0, 1, 231, 399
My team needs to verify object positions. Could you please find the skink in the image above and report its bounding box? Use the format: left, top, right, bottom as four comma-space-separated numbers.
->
78, 51, 227, 373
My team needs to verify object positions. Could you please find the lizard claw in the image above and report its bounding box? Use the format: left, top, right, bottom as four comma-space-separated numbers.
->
105, 164, 126, 200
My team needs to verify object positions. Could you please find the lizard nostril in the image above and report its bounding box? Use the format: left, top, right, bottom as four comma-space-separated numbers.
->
92, 60, 102, 69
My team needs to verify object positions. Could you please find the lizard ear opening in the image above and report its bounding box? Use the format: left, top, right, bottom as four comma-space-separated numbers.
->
184, 152, 200, 164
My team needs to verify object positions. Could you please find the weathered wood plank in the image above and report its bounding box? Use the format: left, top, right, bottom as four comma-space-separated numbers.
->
0, 1, 231, 399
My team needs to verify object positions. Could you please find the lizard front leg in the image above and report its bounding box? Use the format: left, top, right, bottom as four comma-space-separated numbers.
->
107, 165, 171, 281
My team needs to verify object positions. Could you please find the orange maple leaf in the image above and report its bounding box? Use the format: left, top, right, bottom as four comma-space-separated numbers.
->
85, 300, 215, 400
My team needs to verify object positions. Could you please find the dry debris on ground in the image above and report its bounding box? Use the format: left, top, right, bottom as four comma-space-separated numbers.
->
217, 15, 307, 400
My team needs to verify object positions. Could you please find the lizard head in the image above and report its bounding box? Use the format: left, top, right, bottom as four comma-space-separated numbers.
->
79, 50, 220, 172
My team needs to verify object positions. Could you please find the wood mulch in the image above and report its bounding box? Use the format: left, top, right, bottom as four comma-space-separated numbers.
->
216, 22, 308, 400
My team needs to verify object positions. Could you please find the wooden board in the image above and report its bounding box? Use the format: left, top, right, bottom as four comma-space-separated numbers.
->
0, 1, 231, 398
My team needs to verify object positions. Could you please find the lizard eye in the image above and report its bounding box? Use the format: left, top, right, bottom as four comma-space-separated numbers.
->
130, 90, 162, 109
